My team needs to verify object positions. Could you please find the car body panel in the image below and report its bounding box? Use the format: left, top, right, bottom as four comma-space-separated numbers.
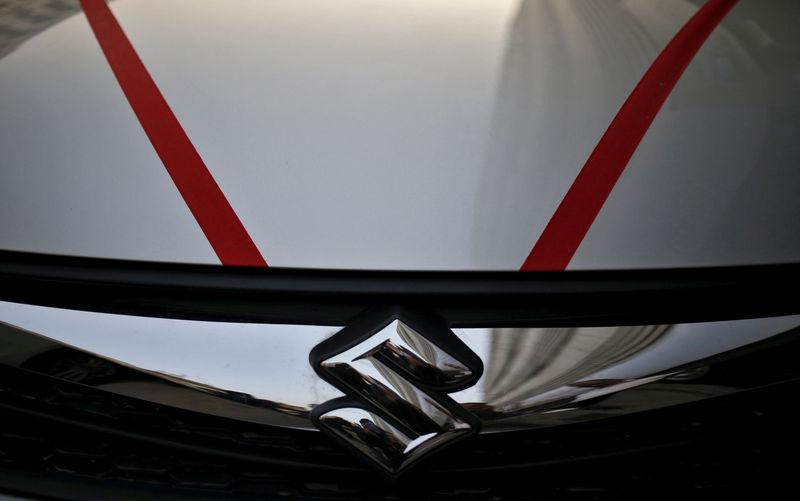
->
1, 0, 798, 269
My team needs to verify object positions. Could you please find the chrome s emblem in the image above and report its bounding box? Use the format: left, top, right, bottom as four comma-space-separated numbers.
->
309, 308, 483, 476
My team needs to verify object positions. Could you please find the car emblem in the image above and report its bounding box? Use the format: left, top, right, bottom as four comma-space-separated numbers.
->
309, 307, 483, 476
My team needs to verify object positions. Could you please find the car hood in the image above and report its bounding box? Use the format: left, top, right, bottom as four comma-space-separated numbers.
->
1, 0, 798, 270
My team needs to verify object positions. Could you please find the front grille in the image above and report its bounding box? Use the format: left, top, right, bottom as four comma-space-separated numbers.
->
2, 252, 799, 498
2, 362, 799, 500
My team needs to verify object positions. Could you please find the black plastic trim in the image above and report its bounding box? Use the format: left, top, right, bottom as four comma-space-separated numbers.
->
0, 250, 798, 326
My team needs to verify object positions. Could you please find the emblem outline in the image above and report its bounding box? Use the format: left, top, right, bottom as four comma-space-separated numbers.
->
309, 306, 483, 476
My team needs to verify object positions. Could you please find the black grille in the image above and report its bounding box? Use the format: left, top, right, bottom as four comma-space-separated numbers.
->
2, 362, 800, 500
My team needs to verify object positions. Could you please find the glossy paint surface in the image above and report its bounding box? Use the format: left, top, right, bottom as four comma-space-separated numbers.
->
1, 0, 798, 270
1, 300, 798, 432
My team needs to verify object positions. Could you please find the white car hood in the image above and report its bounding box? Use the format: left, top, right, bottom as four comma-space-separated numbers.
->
1, 0, 798, 270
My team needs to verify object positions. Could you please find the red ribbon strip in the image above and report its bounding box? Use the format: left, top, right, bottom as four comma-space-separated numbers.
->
80, 0, 267, 267
521, 0, 739, 271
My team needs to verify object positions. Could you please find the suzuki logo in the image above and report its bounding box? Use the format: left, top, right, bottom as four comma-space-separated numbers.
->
309, 308, 483, 476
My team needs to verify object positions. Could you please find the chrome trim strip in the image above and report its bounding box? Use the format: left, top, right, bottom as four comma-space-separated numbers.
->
1, 300, 798, 433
